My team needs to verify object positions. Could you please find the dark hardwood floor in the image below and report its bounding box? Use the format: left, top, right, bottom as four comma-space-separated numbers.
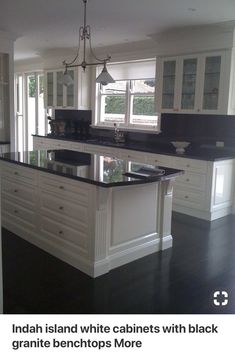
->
2, 212, 235, 314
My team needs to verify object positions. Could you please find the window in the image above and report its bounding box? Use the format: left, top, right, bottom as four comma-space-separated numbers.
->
15, 72, 46, 152
96, 60, 159, 131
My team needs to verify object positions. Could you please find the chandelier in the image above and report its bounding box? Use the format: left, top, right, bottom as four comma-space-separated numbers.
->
62, 0, 115, 86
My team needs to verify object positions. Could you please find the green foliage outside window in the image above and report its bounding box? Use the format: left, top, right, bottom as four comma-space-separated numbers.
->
28, 76, 44, 98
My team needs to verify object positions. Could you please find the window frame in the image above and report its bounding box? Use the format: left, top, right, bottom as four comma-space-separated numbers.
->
96, 78, 159, 132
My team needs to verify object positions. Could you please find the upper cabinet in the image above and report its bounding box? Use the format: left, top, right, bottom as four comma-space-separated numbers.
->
44, 67, 90, 110
156, 50, 235, 115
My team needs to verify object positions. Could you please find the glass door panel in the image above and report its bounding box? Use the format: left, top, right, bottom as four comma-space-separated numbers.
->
66, 70, 74, 107
46, 72, 53, 106
162, 60, 176, 109
202, 56, 221, 110
56, 71, 63, 106
181, 58, 197, 109
27, 74, 36, 150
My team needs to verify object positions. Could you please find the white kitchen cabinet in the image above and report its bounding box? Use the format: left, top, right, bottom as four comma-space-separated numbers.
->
32, 136, 235, 221
156, 50, 234, 115
44, 67, 90, 110
0, 144, 9, 153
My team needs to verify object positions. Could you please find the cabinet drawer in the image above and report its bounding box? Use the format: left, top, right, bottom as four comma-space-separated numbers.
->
41, 192, 89, 225
145, 153, 174, 168
41, 216, 88, 251
2, 179, 37, 205
120, 149, 146, 163
2, 198, 36, 226
84, 144, 118, 157
39, 173, 90, 204
174, 157, 207, 173
69, 142, 85, 152
175, 171, 207, 190
1, 162, 37, 185
173, 188, 206, 209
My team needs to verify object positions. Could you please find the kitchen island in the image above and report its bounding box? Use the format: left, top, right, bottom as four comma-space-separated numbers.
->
0, 150, 182, 277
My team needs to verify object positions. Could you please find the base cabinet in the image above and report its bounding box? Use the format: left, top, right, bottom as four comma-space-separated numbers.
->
32, 136, 235, 221
0, 161, 174, 277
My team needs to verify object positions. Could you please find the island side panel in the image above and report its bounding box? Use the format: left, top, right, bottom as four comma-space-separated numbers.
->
97, 182, 169, 273
0, 174, 3, 313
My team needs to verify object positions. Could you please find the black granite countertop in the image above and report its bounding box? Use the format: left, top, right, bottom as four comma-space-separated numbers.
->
0, 149, 183, 188
33, 134, 235, 161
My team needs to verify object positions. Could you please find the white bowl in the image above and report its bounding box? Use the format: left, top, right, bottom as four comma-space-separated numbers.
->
171, 141, 190, 154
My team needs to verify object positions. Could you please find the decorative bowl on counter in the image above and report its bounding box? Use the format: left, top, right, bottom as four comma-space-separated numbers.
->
171, 141, 190, 154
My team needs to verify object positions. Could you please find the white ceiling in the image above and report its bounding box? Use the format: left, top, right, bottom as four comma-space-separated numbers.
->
1, 0, 235, 61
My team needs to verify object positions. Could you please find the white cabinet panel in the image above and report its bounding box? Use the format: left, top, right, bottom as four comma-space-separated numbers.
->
44, 67, 90, 110
156, 50, 232, 114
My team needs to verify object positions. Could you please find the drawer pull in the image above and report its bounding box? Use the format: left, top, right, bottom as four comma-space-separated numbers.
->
59, 230, 63, 235
155, 160, 158, 163
59, 206, 64, 210
186, 164, 190, 168
59, 186, 64, 190
186, 178, 190, 182
184, 195, 189, 199
14, 171, 18, 175
14, 209, 18, 214
14, 189, 18, 193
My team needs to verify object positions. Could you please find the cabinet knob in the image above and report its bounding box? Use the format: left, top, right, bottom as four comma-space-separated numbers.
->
59, 206, 64, 210
14, 209, 18, 214
197, 108, 200, 112
14, 189, 18, 193
186, 164, 190, 168
186, 178, 190, 182
155, 160, 158, 163
59, 185, 64, 190
59, 230, 63, 235
184, 195, 189, 199
14, 171, 18, 175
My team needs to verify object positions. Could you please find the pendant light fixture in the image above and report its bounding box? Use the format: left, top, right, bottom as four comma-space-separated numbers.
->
62, 0, 115, 86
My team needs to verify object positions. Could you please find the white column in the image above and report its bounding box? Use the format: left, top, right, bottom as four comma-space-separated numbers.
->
157, 179, 174, 250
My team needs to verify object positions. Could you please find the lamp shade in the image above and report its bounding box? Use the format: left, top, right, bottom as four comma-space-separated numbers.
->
96, 64, 115, 85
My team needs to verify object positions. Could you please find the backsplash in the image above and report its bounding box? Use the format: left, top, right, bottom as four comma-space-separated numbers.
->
90, 113, 235, 148
49, 109, 92, 139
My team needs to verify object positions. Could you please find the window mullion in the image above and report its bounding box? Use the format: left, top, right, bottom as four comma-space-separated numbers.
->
126, 81, 131, 127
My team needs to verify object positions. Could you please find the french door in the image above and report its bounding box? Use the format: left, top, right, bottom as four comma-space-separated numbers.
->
15, 72, 46, 152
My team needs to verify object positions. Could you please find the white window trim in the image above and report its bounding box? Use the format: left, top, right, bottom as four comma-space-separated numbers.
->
95, 79, 160, 133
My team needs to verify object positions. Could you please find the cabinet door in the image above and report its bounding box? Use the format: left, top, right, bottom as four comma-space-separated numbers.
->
46, 72, 54, 107
198, 53, 225, 114
161, 59, 177, 111
55, 71, 64, 107
65, 70, 75, 107
179, 56, 199, 112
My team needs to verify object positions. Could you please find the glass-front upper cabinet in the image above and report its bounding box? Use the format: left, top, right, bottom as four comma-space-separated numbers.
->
202, 55, 221, 111
180, 58, 198, 110
66, 70, 75, 107
156, 51, 227, 114
56, 71, 64, 107
46, 72, 54, 107
161, 60, 176, 109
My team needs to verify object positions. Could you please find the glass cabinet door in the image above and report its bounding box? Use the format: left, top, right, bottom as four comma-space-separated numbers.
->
46, 72, 54, 107
66, 70, 74, 107
161, 60, 176, 109
202, 56, 221, 110
56, 71, 64, 107
181, 58, 197, 110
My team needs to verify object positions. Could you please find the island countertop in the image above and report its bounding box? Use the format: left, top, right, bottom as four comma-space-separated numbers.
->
0, 149, 183, 188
